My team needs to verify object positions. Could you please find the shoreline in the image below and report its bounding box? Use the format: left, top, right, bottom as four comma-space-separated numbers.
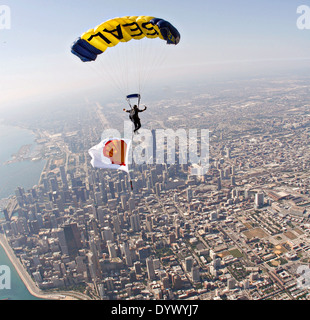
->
0, 234, 88, 300
0, 234, 57, 300
0, 125, 59, 300
0, 125, 91, 301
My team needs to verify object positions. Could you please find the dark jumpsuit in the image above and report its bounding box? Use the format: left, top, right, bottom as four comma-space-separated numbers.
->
126, 107, 145, 132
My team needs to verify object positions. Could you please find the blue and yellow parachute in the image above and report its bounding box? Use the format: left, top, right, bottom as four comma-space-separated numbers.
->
71, 16, 180, 62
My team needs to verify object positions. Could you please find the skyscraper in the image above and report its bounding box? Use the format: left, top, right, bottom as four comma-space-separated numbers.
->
217, 177, 222, 191
227, 278, 236, 290
130, 213, 140, 232
146, 257, 156, 280
123, 241, 133, 267
185, 256, 193, 272
108, 181, 115, 199
146, 215, 153, 232
128, 198, 135, 212
155, 182, 161, 197
134, 261, 142, 274
53, 228, 69, 256
59, 166, 68, 189
255, 193, 264, 209
107, 241, 117, 259
103, 227, 114, 242
231, 175, 236, 186
50, 177, 59, 192
112, 216, 121, 234
186, 187, 192, 202
191, 266, 200, 282
63, 223, 82, 258
120, 195, 127, 210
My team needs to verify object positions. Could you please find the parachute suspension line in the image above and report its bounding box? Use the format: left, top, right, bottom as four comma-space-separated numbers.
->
123, 42, 129, 95
103, 41, 138, 97
138, 38, 144, 96
103, 50, 126, 95
83, 59, 126, 98
97, 54, 127, 97
137, 38, 168, 95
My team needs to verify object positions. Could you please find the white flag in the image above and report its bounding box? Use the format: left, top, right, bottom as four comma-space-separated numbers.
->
88, 138, 131, 173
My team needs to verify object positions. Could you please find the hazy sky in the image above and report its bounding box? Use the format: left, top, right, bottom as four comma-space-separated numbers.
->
0, 0, 310, 110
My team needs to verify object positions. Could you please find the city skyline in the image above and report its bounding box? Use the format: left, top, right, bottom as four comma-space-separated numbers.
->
0, 75, 309, 301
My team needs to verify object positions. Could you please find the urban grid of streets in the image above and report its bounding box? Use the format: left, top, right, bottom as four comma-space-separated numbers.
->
0, 77, 310, 300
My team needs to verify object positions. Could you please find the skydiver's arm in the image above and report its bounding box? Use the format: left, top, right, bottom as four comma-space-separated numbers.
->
139, 105, 147, 112
123, 109, 130, 113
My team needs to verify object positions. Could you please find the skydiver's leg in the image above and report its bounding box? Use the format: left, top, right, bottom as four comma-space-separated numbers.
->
129, 115, 136, 130
134, 120, 141, 133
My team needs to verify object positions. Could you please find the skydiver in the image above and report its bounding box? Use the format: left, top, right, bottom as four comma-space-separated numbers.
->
123, 104, 147, 133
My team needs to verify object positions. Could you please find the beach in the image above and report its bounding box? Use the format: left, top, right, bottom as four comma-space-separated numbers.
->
0, 234, 91, 300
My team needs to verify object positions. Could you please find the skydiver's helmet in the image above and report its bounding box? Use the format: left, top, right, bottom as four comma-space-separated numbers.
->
133, 105, 138, 110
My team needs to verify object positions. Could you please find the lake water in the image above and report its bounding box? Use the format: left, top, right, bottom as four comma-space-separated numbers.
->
0, 245, 41, 300
0, 124, 45, 299
0, 124, 46, 213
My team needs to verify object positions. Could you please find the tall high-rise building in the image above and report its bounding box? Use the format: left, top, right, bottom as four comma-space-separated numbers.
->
162, 276, 170, 289
108, 181, 115, 199
224, 167, 230, 179
123, 241, 133, 266
146, 215, 153, 232
255, 193, 264, 209
120, 195, 127, 210
130, 213, 140, 232
107, 241, 117, 259
169, 232, 176, 244
63, 223, 82, 258
226, 147, 231, 159
191, 266, 200, 282
112, 216, 121, 234
227, 278, 236, 290
87, 251, 101, 281
146, 257, 156, 280
185, 256, 193, 272
186, 188, 193, 202
231, 165, 236, 175
213, 258, 221, 269
219, 170, 224, 180
155, 182, 161, 197
50, 177, 59, 192
134, 261, 142, 274
94, 192, 103, 205
53, 228, 69, 256
232, 189, 238, 198
231, 175, 236, 186
59, 166, 68, 189
151, 168, 157, 184
103, 227, 114, 242
217, 177, 222, 191
128, 198, 135, 212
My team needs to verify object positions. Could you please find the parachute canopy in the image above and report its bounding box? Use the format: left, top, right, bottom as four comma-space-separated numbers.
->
71, 16, 180, 62
126, 93, 141, 108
